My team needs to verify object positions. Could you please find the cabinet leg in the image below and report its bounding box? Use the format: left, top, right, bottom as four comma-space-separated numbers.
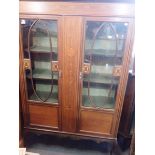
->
110, 139, 121, 155
110, 141, 115, 155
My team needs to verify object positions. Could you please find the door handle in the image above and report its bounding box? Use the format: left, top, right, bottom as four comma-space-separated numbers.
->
79, 72, 83, 79
58, 71, 62, 78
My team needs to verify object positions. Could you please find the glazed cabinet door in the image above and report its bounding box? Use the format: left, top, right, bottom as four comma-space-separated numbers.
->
79, 17, 134, 137
20, 16, 62, 130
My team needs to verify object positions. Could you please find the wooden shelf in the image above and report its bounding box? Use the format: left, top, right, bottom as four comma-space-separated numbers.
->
85, 39, 124, 55
82, 87, 115, 97
90, 65, 113, 75
85, 49, 123, 57
26, 69, 58, 80
82, 87, 116, 108
86, 37, 126, 41
83, 74, 118, 85
24, 46, 57, 54
29, 91, 58, 104
32, 31, 57, 38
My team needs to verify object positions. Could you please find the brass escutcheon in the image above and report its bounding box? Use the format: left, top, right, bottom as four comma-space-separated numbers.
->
51, 61, 59, 72
24, 59, 30, 70
112, 65, 122, 76
82, 63, 91, 74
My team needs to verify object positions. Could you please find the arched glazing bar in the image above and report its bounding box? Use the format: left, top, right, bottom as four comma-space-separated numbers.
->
85, 22, 119, 109
27, 19, 54, 102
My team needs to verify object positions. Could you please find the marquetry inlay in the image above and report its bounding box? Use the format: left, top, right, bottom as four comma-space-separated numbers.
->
51, 61, 59, 72
82, 63, 91, 74
23, 59, 30, 70
112, 65, 122, 77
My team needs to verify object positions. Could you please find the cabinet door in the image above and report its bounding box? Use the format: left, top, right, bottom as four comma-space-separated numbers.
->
20, 17, 61, 129
79, 17, 133, 137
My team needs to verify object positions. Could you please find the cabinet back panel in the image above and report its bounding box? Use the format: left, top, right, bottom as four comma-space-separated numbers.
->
79, 110, 113, 135
29, 104, 59, 129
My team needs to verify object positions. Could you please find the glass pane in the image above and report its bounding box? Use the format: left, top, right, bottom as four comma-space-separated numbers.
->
82, 21, 128, 109
21, 19, 58, 104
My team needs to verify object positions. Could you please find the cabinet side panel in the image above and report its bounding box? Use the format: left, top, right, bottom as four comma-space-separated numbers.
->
61, 16, 82, 132
111, 20, 134, 137
118, 75, 135, 136
19, 27, 29, 127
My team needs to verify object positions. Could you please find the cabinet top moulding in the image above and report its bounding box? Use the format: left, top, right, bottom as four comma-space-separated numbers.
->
19, 1, 134, 17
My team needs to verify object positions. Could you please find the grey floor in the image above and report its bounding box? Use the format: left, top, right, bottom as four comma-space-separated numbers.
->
25, 133, 129, 155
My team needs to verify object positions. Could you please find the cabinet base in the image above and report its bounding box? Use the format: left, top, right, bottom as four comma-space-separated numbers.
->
24, 126, 116, 142
23, 129, 120, 155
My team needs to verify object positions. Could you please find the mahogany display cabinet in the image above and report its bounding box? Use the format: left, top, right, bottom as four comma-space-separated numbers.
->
19, 0, 134, 151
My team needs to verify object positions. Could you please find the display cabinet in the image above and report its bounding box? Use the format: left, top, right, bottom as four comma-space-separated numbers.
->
19, 1, 134, 146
